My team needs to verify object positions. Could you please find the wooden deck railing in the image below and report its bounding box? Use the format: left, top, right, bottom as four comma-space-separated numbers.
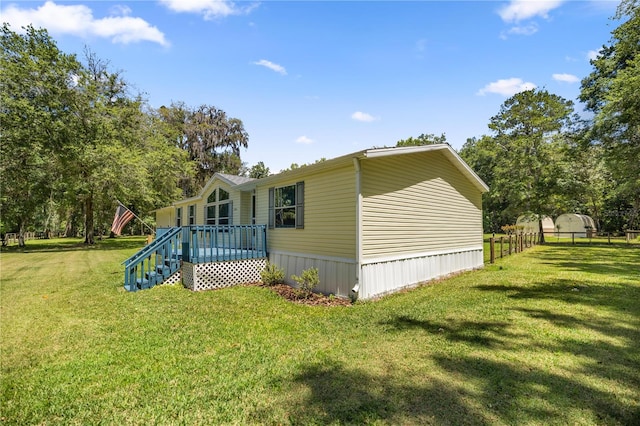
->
182, 225, 267, 263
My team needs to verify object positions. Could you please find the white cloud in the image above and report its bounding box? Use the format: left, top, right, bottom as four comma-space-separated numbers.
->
1, 1, 168, 46
159, 0, 258, 19
552, 73, 579, 83
253, 59, 287, 75
477, 78, 537, 96
498, 0, 564, 23
351, 111, 377, 122
587, 49, 600, 61
505, 23, 539, 36
295, 136, 314, 145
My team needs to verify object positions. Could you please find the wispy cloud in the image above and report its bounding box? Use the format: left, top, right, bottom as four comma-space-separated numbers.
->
1, 1, 168, 46
295, 136, 314, 145
351, 111, 378, 122
502, 22, 539, 38
498, 0, 564, 23
587, 49, 600, 61
552, 73, 579, 83
159, 0, 258, 19
477, 78, 537, 96
253, 59, 287, 75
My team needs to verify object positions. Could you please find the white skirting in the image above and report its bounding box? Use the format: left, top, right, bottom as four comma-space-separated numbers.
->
269, 251, 357, 298
359, 247, 483, 300
268, 247, 483, 300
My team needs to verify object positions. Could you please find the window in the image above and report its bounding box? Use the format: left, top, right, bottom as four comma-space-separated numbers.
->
176, 207, 182, 227
205, 187, 232, 225
269, 182, 304, 229
188, 205, 195, 225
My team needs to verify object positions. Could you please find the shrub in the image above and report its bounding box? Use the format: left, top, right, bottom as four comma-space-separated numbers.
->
291, 267, 319, 295
260, 261, 285, 286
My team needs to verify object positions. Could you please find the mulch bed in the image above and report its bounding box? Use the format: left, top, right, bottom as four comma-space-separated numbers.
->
253, 283, 352, 307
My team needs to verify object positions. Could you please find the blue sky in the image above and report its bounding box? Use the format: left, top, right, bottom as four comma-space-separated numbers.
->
2, 0, 619, 172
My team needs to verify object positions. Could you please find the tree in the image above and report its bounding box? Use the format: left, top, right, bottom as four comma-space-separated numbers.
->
580, 0, 640, 229
461, 89, 577, 240
159, 102, 249, 196
0, 24, 81, 246
459, 136, 508, 232
248, 161, 271, 179
396, 133, 447, 147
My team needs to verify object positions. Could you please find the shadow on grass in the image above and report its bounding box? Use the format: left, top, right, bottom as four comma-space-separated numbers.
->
282, 360, 486, 425
380, 315, 515, 348
531, 243, 640, 280
283, 348, 639, 425
431, 353, 639, 425
0, 237, 146, 253
475, 278, 640, 318
281, 307, 640, 425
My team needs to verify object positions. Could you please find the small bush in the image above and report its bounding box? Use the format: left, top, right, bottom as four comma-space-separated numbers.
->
260, 261, 285, 286
291, 267, 319, 295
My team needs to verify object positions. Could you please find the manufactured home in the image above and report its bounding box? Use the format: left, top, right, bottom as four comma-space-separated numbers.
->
126, 144, 489, 300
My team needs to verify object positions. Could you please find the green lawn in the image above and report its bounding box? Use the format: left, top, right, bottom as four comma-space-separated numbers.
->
1, 238, 639, 425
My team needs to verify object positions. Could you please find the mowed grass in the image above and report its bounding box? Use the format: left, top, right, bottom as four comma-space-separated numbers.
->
1, 238, 639, 425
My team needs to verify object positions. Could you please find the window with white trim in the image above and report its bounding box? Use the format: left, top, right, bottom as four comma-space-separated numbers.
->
205, 187, 232, 225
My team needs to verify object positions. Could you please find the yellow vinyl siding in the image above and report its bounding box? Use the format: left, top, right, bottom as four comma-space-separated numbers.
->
239, 191, 253, 224
361, 150, 483, 258
155, 207, 174, 228
255, 165, 357, 259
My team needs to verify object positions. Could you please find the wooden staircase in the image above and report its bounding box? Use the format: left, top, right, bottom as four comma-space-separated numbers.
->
123, 227, 182, 291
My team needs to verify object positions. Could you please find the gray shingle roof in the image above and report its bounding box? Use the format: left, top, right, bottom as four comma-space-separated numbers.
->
217, 173, 256, 186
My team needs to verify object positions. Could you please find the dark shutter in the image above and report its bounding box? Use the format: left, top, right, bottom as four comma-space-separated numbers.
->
268, 187, 275, 229
228, 200, 233, 225
295, 181, 304, 229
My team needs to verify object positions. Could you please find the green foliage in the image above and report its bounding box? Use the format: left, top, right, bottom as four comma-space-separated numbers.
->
260, 261, 285, 286
579, 0, 640, 229
0, 25, 246, 243
157, 102, 249, 196
291, 267, 319, 294
248, 161, 271, 179
396, 132, 447, 147
0, 24, 82, 244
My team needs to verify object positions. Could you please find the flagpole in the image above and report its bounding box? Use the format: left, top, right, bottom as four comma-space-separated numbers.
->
116, 200, 155, 234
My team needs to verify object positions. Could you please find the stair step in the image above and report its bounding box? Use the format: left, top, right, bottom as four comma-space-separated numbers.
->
136, 278, 150, 289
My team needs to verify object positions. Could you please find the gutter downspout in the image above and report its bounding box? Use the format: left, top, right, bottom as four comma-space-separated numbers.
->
352, 157, 362, 300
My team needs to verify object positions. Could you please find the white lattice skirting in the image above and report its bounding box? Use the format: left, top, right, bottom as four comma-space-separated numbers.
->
163, 270, 182, 285
182, 258, 267, 291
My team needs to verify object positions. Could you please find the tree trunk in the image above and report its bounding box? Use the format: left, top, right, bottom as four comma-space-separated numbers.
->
538, 218, 545, 244
64, 208, 79, 237
18, 220, 26, 247
84, 193, 95, 245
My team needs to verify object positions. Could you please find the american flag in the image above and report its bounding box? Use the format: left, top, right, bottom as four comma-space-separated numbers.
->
111, 204, 135, 236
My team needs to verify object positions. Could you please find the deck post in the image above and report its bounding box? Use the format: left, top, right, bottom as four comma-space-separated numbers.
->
182, 226, 190, 262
